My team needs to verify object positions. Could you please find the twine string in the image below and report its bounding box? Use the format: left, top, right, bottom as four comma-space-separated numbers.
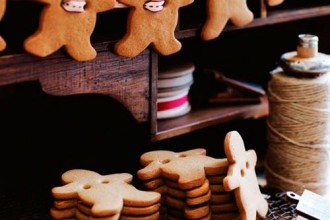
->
265, 71, 330, 197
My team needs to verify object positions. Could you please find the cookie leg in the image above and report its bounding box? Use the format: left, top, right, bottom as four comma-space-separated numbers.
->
267, 0, 284, 6
244, 208, 257, 220
152, 37, 181, 56
256, 197, 269, 218
0, 36, 6, 51
114, 36, 150, 58
230, 0, 253, 27
65, 38, 97, 61
24, 34, 62, 57
201, 0, 227, 41
0, 0, 6, 21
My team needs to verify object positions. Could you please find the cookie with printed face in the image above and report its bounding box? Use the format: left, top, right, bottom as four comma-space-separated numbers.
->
114, 0, 194, 58
24, 0, 116, 61
201, 0, 253, 41
0, 0, 6, 51
223, 131, 268, 220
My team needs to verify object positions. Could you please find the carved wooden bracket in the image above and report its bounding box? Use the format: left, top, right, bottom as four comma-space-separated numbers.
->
0, 42, 151, 123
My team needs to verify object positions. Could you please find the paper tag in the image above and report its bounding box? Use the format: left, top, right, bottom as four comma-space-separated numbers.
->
289, 190, 330, 220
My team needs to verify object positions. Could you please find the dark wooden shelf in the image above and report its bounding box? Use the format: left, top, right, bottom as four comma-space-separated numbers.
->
152, 96, 269, 142
1, 3, 328, 143
0, 43, 152, 123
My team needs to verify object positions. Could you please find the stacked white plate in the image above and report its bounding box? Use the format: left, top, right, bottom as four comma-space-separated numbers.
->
157, 62, 195, 119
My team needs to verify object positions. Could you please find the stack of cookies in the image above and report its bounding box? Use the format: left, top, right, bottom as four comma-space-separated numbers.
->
50, 169, 161, 220
157, 62, 195, 119
207, 175, 240, 219
49, 131, 269, 220
137, 148, 240, 219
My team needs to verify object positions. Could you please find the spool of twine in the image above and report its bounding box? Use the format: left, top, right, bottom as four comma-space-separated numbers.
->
265, 70, 330, 197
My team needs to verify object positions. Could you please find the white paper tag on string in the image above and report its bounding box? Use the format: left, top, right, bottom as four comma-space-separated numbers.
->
287, 190, 330, 220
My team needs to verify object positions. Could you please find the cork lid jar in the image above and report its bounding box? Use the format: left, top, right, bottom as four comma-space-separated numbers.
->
279, 34, 330, 77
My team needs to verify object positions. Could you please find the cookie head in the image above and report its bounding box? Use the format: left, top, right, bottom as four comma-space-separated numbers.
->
224, 130, 247, 164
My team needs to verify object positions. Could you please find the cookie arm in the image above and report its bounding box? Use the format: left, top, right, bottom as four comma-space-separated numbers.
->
137, 161, 163, 180
223, 165, 241, 191
51, 182, 80, 200
246, 150, 257, 167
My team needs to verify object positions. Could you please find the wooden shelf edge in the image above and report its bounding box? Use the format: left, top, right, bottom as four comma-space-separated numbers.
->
151, 96, 269, 142
176, 5, 330, 39
249, 5, 330, 28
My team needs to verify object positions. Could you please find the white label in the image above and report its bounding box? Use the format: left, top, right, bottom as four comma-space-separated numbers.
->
62, 0, 86, 12
143, 0, 165, 12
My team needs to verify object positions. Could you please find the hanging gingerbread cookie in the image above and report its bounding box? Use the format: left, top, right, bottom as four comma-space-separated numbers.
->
201, 0, 253, 41
114, 0, 194, 58
24, 0, 116, 61
0, 0, 6, 51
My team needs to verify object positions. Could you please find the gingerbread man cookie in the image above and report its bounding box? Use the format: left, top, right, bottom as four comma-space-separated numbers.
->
138, 148, 228, 189
201, 0, 253, 41
223, 131, 268, 220
266, 0, 284, 6
114, 0, 194, 58
0, 0, 6, 51
24, 0, 116, 61
52, 169, 161, 217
